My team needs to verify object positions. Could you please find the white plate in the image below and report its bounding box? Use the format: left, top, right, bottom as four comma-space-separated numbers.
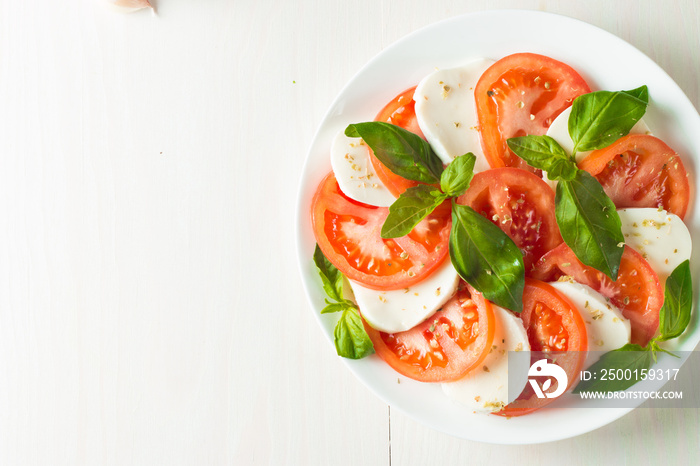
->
295, 10, 700, 444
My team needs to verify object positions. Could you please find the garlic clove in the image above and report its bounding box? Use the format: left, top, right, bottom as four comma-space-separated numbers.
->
106, 0, 154, 14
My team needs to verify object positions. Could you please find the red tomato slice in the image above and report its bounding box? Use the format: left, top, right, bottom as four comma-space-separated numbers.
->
375, 86, 425, 137
496, 278, 588, 417
456, 167, 562, 271
475, 53, 591, 171
531, 243, 663, 346
369, 86, 426, 197
311, 172, 451, 290
578, 134, 691, 219
363, 283, 495, 382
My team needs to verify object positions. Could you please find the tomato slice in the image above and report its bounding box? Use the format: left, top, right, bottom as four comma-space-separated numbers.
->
311, 172, 451, 290
578, 134, 690, 219
456, 167, 562, 271
363, 283, 495, 382
475, 53, 591, 171
369, 86, 426, 197
496, 278, 588, 417
531, 243, 663, 346
375, 86, 425, 137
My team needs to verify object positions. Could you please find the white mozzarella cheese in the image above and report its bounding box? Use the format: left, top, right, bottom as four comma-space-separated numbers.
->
549, 281, 630, 367
545, 106, 651, 163
618, 207, 692, 283
329, 130, 397, 207
413, 58, 495, 173
441, 305, 530, 413
350, 260, 459, 333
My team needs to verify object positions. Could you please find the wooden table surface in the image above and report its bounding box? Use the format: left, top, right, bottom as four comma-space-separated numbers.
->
1, 0, 698, 464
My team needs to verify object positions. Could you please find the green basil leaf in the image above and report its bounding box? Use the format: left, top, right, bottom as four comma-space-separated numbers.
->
381, 185, 446, 239
440, 153, 476, 197
622, 86, 649, 101
313, 246, 373, 360
313, 244, 343, 302
573, 344, 652, 393
321, 302, 351, 314
657, 259, 693, 341
506, 135, 577, 181
449, 203, 525, 312
648, 341, 680, 362
555, 171, 625, 280
569, 85, 649, 154
334, 308, 375, 359
345, 122, 443, 183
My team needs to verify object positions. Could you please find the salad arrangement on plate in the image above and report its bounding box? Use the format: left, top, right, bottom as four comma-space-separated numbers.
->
307, 51, 693, 416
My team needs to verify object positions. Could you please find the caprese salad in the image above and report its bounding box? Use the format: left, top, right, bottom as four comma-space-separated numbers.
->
309, 52, 693, 416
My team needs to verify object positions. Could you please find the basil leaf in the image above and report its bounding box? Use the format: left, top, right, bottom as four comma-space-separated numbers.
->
555, 171, 624, 280
321, 301, 355, 314
440, 153, 476, 197
569, 85, 649, 154
334, 308, 375, 359
449, 203, 525, 312
623, 86, 649, 102
381, 185, 446, 239
658, 259, 693, 341
314, 244, 374, 359
313, 244, 343, 302
648, 341, 680, 362
573, 344, 652, 393
345, 122, 443, 183
506, 135, 577, 181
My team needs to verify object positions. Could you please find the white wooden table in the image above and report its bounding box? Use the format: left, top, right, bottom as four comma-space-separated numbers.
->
1, 1, 698, 464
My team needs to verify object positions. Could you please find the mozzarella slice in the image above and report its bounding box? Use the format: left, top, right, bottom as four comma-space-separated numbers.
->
545, 106, 651, 163
549, 281, 630, 368
413, 58, 494, 173
441, 305, 530, 413
350, 260, 459, 333
618, 207, 692, 283
329, 130, 396, 207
